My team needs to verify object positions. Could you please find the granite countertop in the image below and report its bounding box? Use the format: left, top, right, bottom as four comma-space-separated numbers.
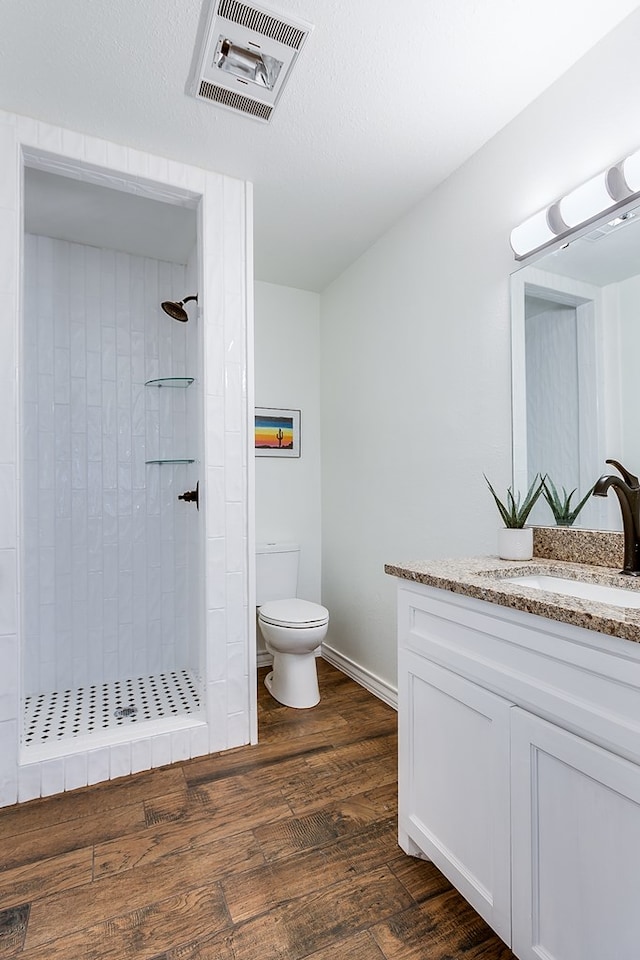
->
384, 556, 640, 644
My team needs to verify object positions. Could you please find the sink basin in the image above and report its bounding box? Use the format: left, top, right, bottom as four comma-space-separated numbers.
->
506, 575, 640, 609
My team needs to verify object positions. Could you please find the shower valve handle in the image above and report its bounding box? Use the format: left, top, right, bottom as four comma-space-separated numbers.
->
178, 481, 199, 510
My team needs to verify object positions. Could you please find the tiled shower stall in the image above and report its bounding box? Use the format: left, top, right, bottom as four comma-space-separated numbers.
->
0, 113, 256, 806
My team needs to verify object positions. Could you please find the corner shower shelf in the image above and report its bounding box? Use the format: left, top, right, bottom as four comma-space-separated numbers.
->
145, 377, 194, 388
145, 458, 195, 465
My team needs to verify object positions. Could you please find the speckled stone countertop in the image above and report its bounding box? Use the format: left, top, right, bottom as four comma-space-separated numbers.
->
384, 556, 640, 644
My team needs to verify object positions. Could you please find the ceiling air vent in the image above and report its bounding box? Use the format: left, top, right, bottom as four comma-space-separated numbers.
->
188, 0, 313, 122
198, 80, 273, 121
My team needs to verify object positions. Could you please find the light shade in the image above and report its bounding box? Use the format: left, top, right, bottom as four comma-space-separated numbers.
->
510, 209, 556, 257
558, 172, 614, 228
622, 149, 640, 193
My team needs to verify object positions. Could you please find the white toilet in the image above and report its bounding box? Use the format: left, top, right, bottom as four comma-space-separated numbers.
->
256, 543, 329, 708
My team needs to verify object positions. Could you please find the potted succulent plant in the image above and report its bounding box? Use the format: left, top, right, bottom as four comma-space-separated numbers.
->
485, 474, 545, 560
542, 477, 594, 527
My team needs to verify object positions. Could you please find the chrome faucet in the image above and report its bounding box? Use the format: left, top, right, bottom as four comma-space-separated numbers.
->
593, 459, 640, 575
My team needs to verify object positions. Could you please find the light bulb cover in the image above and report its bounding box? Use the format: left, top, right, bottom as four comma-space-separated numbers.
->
214, 36, 283, 91
622, 150, 640, 194
510, 208, 556, 257
558, 172, 614, 228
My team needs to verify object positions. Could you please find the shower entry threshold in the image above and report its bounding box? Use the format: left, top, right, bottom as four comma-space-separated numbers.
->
22, 669, 203, 757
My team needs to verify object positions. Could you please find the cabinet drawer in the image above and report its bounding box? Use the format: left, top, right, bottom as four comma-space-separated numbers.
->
398, 582, 640, 764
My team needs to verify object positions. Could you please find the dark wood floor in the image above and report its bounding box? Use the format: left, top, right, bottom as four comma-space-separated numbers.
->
0, 660, 515, 959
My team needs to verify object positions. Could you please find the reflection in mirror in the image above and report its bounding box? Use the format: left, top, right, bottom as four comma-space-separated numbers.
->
511, 204, 640, 530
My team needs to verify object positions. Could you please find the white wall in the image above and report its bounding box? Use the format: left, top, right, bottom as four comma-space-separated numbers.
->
320, 8, 640, 692
254, 281, 321, 605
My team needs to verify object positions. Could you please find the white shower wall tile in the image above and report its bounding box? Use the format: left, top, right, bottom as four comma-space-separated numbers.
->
206, 680, 228, 752
0, 380, 16, 464
225, 589, 246, 647
206, 538, 226, 610
206, 467, 226, 538
41, 757, 65, 797
110, 742, 131, 780
189, 724, 210, 759
18, 762, 41, 803
87, 747, 111, 785
23, 235, 195, 695
205, 396, 225, 466
224, 433, 244, 502
227, 670, 247, 716
204, 323, 225, 396
36, 121, 63, 153
151, 732, 172, 768
170, 727, 191, 764
227, 712, 248, 750
1, 116, 251, 807
0, 464, 16, 546
0, 123, 17, 211
131, 737, 152, 773
225, 502, 245, 574
0, 720, 18, 806
207, 608, 228, 682
0, 549, 17, 635
0, 634, 18, 721
64, 752, 88, 792
0, 295, 16, 384
61, 128, 86, 161
0, 212, 18, 294
224, 364, 243, 432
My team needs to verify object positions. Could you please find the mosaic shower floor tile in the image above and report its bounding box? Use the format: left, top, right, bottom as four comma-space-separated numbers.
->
23, 669, 201, 746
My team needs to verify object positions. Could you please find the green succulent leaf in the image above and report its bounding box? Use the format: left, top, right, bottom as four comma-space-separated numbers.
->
484, 474, 545, 529
542, 478, 595, 526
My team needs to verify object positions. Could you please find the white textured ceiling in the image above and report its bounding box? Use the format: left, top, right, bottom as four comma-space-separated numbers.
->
1, 0, 639, 291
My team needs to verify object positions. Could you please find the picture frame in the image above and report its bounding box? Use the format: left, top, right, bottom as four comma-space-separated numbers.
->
255, 407, 301, 458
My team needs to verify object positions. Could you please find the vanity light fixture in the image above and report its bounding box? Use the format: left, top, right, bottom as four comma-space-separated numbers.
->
622, 151, 640, 193
510, 145, 640, 259
509, 209, 556, 258
558, 171, 612, 228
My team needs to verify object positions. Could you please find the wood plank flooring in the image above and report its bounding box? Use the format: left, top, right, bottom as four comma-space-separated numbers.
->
0, 660, 515, 959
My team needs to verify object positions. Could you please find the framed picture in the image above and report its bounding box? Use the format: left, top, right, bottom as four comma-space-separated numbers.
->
255, 407, 301, 458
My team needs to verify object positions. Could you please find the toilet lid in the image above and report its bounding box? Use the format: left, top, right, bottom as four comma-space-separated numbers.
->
259, 598, 329, 628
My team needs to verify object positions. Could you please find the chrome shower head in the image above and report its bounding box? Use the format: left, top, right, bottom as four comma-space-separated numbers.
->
161, 294, 198, 323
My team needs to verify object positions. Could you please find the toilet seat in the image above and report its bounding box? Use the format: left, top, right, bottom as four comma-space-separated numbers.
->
259, 598, 329, 628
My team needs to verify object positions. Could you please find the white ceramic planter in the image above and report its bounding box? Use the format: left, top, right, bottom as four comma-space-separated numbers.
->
498, 526, 533, 561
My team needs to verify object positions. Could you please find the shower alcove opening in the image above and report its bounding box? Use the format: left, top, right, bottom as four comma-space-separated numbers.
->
21, 157, 207, 763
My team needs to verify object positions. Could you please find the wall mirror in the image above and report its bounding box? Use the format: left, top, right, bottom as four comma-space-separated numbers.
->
511, 198, 640, 530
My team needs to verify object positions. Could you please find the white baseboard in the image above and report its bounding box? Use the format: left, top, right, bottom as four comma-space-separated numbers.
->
321, 643, 398, 711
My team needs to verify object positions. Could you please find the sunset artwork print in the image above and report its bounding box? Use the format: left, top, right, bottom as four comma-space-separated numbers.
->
255, 408, 300, 458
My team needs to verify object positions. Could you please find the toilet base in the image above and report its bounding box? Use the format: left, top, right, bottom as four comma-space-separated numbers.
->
264, 651, 320, 709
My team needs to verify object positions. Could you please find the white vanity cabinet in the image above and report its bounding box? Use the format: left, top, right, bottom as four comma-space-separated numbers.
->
396, 578, 640, 960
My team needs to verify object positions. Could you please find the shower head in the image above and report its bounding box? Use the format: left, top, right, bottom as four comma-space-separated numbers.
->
161, 294, 198, 323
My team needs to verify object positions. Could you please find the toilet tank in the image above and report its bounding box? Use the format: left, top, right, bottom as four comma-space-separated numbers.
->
256, 543, 299, 605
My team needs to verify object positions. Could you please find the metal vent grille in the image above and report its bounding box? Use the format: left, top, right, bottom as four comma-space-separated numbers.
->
218, 0, 306, 49
198, 80, 273, 121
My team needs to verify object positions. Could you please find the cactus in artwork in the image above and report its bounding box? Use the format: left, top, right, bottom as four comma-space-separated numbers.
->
276, 427, 284, 447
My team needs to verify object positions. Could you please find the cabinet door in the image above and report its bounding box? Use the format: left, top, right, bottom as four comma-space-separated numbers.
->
399, 651, 513, 943
511, 708, 640, 960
